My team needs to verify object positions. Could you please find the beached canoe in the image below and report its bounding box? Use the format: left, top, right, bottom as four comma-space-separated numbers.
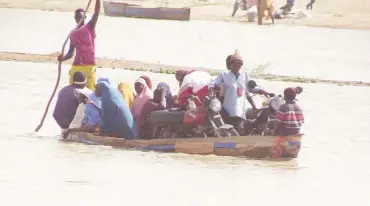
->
103, 1, 191, 21
65, 132, 302, 159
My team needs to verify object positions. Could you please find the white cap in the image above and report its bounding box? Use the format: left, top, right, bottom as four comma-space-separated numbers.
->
75, 87, 93, 98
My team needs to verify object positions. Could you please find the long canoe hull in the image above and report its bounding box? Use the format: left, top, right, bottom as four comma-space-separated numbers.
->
66, 132, 302, 159
103, 1, 191, 21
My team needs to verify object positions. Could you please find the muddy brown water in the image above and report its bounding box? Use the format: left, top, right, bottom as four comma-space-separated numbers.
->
0, 61, 369, 205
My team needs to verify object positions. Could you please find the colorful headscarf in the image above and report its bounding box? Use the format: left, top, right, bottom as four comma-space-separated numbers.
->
131, 78, 153, 119
96, 81, 136, 139
157, 82, 175, 108
139, 75, 153, 89
175, 68, 195, 83
118, 82, 135, 109
97, 77, 111, 85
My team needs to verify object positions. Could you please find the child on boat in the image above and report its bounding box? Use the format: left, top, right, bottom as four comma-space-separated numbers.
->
273, 87, 304, 136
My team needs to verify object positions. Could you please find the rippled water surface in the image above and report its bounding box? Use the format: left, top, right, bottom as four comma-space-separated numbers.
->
0, 60, 370, 205
1, 8, 370, 82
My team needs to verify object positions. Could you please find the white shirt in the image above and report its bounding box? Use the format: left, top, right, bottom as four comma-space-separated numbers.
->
210, 71, 251, 119
179, 71, 213, 94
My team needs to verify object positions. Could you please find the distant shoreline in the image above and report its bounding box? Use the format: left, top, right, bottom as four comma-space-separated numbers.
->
1, 52, 369, 87
1, 0, 370, 30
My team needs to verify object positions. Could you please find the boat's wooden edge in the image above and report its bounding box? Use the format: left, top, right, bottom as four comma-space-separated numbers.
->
65, 132, 302, 158
67, 132, 302, 146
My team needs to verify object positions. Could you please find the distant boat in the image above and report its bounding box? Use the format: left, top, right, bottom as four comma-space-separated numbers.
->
65, 132, 303, 159
103, 1, 191, 21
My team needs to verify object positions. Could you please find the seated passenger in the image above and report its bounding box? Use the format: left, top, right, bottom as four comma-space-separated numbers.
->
95, 81, 136, 139
97, 77, 111, 85
157, 82, 175, 109
176, 68, 212, 108
62, 88, 102, 137
137, 88, 166, 139
132, 77, 153, 121
273, 87, 304, 136
70, 77, 110, 128
53, 72, 92, 136
140, 75, 153, 89
118, 82, 135, 109
209, 52, 257, 135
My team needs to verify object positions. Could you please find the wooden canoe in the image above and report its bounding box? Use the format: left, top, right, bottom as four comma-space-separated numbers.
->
65, 132, 302, 159
103, 1, 191, 21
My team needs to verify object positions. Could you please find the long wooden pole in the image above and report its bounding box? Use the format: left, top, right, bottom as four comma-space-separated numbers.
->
35, 0, 93, 132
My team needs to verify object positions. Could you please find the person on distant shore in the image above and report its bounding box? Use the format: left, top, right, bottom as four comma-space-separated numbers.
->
306, 0, 315, 10
257, 0, 275, 25
57, 0, 101, 90
273, 87, 304, 136
95, 81, 136, 139
53, 72, 92, 136
280, 0, 295, 12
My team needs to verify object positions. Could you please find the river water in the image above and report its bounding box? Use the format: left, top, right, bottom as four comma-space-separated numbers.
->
0, 8, 370, 206
0, 60, 369, 205
1, 8, 370, 82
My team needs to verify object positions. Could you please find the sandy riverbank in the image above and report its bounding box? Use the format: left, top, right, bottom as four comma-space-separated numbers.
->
1, 52, 369, 87
0, 0, 370, 30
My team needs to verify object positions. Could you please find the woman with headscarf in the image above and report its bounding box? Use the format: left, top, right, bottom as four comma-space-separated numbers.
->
157, 82, 175, 109
139, 75, 153, 89
273, 87, 304, 136
88, 76, 111, 106
132, 77, 153, 121
94, 81, 136, 139
176, 68, 212, 108
137, 88, 166, 139
118, 82, 135, 109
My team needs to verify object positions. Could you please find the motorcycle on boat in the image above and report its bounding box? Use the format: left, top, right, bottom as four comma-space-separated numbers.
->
150, 95, 239, 139
245, 94, 285, 136
244, 81, 285, 136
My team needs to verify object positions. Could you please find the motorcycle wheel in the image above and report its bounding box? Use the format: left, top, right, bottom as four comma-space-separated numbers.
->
152, 125, 164, 139
220, 128, 239, 137
232, 1, 239, 17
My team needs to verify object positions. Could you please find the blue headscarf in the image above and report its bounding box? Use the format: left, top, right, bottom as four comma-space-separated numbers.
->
88, 77, 111, 109
96, 81, 136, 139
97, 77, 111, 85
157, 82, 174, 108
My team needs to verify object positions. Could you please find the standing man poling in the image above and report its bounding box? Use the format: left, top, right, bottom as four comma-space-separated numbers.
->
58, 0, 101, 91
